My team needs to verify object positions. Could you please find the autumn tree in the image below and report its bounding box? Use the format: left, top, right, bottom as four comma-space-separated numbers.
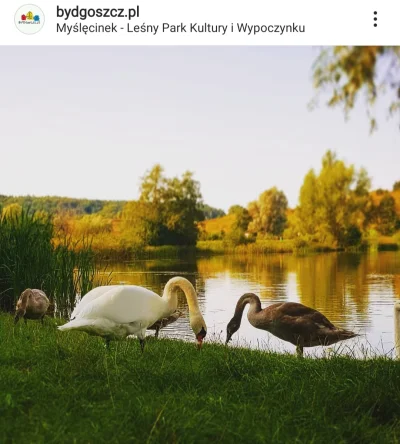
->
297, 151, 371, 246
161, 171, 204, 245
312, 46, 400, 132
247, 188, 288, 237
373, 194, 398, 235
393, 181, 400, 192
122, 165, 204, 247
225, 205, 252, 245
120, 200, 159, 248
139, 164, 166, 205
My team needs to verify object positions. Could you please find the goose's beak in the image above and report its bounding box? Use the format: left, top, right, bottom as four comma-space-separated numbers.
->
225, 333, 232, 344
197, 338, 203, 349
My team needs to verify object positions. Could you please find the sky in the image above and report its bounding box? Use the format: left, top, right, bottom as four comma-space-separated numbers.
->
1, 46, 399, 211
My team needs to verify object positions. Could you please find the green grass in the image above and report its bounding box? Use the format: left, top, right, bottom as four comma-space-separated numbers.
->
1, 314, 400, 443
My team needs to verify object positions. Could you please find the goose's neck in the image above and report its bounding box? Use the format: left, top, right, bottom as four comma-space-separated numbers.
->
162, 277, 201, 317
19, 289, 31, 309
232, 293, 262, 324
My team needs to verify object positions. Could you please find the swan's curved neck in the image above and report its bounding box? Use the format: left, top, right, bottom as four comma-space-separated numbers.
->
162, 277, 201, 317
232, 293, 262, 324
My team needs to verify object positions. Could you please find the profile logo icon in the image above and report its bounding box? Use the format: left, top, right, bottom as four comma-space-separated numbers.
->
15, 4, 45, 34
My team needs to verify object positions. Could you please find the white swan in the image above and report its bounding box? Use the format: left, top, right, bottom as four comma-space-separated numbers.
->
58, 277, 207, 351
395, 302, 400, 359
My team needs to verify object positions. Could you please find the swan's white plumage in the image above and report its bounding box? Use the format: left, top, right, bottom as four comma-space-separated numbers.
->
76, 286, 169, 324
70, 285, 120, 319
58, 277, 207, 345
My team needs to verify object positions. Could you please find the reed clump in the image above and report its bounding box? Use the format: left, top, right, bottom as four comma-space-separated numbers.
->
0, 209, 109, 315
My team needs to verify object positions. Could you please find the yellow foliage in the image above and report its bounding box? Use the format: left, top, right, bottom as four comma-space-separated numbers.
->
2, 203, 23, 219
371, 190, 400, 216
198, 214, 237, 236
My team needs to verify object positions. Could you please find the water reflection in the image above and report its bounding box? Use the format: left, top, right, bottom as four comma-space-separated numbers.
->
101, 252, 400, 358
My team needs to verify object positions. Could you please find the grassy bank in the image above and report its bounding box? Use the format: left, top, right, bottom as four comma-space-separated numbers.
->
96, 241, 339, 261
1, 314, 400, 443
57, 238, 400, 262
196, 240, 338, 255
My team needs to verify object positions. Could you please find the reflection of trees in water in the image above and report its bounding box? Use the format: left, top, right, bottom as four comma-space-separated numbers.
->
196, 254, 289, 302
366, 251, 399, 275
294, 254, 339, 319
293, 253, 370, 324
365, 251, 400, 302
196, 252, 399, 325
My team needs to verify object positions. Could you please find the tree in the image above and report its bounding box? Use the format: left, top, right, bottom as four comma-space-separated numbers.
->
125, 165, 204, 246
297, 170, 319, 237
225, 206, 252, 245
228, 205, 246, 215
374, 194, 397, 235
139, 164, 166, 204
247, 188, 288, 237
199, 204, 225, 219
297, 151, 370, 246
120, 200, 159, 248
393, 181, 400, 192
160, 171, 204, 245
311, 46, 400, 132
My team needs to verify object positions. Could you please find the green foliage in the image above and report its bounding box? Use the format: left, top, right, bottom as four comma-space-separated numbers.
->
198, 204, 225, 220
120, 200, 159, 249
0, 209, 107, 313
224, 206, 252, 246
374, 194, 398, 235
0, 195, 125, 217
337, 224, 362, 247
297, 151, 371, 247
248, 188, 288, 237
2, 317, 400, 443
312, 46, 400, 132
162, 171, 204, 245
228, 205, 245, 215
122, 165, 204, 247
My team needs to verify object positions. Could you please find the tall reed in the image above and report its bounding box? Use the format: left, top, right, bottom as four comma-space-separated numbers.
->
0, 209, 110, 315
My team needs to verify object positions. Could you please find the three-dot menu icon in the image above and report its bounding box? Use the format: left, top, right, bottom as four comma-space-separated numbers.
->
374, 11, 377, 27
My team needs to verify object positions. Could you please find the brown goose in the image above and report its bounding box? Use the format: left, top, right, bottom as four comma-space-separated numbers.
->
15, 289, 50, 325
226, 293, 358, 357
148, 310, 183, 338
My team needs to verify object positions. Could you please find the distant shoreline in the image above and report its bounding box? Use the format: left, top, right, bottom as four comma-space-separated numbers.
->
91, 239, 399, 261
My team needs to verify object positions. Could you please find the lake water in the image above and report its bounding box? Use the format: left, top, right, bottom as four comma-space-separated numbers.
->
100, 251, 400, 358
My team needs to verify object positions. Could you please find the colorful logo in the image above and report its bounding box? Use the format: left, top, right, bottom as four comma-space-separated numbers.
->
20, 11, 40, 22
15, 4, 45, 34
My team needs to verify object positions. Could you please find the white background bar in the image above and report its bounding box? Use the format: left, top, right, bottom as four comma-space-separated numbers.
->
1, 0, 398, 45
